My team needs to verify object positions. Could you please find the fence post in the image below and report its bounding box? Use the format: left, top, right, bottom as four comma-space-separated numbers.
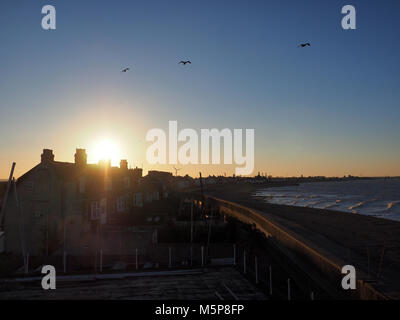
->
311, 291, 314, 300
201, 246, 204, 267
190, 245, 193, 267
94, 251, 97, 272
377, 247, 386, 279
100, 249, 103, 273
25, 253, 29, 274
287, 278, 291, 300
135, 248, 138, 270
63, 250, 67, 273
255, 257, 258, 284
243, 250, 246, 274
269, 265, 272, 295
169, 247, 172, 268
367, 246, 370, 279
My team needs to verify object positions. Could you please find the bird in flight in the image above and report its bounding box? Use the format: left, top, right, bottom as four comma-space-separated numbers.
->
121, 67, 130, 72
179, 60, 191, 65
298, 43, 311, 48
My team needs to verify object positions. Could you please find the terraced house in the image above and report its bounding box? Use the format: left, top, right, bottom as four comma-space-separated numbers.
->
1, 149, 170, 256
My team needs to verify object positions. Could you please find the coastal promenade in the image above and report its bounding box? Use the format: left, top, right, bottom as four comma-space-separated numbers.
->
201, 183, 400, 300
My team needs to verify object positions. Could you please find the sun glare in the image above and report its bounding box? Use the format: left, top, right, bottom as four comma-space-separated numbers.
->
92, 139, 120, 165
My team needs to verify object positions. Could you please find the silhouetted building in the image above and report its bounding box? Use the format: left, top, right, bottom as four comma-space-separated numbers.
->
2, 149, 165, 255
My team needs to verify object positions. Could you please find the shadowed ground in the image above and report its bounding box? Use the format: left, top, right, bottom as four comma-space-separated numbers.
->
0, 267, 266, 300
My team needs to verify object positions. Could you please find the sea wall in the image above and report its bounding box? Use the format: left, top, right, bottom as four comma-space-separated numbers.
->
205, 195, 388, 300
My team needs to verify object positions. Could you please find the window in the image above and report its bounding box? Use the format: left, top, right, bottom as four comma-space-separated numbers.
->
100, 198, 107, 215
133, 193, 143, 207
100, 198, 107, 225
34, 209, 44, 219
25, 181, 34, 192
116, 196, 127, 213
123, 177, 130, 189
105, 179, 112, 192
91, 201, 100, 220
79, 177, 86, 193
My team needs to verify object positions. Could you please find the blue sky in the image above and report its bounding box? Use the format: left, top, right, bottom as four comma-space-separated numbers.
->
0, 0, 399, 177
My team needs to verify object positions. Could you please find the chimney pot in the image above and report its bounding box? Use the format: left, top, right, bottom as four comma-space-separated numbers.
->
41, 149, 54, 163
75, 148, 87, 166
120, 160, 128, 170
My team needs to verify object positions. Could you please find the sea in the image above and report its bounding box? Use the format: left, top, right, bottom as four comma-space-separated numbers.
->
254, 179, 400, 222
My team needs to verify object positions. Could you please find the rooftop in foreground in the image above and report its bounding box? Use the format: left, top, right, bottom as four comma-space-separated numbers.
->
0, 267, 267, 300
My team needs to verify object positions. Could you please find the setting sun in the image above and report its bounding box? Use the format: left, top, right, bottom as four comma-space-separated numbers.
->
91, 139, 120, 165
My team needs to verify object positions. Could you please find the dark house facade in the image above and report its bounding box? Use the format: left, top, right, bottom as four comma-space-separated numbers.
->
2, 149, 168, 255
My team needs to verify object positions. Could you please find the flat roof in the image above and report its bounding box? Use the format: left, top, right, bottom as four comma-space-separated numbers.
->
0, 267, 267, 300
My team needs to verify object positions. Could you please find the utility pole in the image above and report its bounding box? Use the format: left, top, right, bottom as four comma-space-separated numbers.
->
0, 162, 16, 228
190, 199, 194, 243
205, 205, 215, 267
13, 177, 26, 267
199, 172, 204, 196
190, 198, 193, 266
46, 208, 49, 257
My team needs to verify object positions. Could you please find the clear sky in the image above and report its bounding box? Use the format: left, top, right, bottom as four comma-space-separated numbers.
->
0, 0, 399, 178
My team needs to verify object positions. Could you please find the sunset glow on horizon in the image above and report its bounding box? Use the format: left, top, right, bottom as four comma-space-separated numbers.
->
0, 0, 399, 179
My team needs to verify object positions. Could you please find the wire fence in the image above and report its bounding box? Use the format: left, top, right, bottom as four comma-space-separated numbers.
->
9, 240, 386, 300
12, 243, 235, 275
6, 242, 340, 300
233, 243, 321, 300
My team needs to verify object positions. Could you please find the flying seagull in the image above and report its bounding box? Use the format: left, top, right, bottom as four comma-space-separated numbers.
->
121, 67, 130, 72
179, 60, 191, 65
298, 43, 311, 48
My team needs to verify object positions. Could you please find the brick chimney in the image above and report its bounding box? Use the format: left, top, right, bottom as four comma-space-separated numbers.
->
41, 149, 54, 163
120, 160, 128, 170
132, 166, 143, 184
74, 149, 87, 166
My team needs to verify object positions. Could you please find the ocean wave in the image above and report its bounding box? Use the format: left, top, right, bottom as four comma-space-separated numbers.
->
310, 200, 325, 206
323, 200, 342, 209
254, 180, 400, 221
267, 193, 287, 198
348, 199, 378, 211
348, 202, 366, 210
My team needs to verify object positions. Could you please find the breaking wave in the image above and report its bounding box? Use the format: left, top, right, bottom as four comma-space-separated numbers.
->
348, 202, 366, 211
254, 179, 400, 221
323, 200, 342, 209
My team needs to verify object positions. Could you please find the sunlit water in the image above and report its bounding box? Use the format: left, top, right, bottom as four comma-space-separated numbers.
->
254, 179, 400, 222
